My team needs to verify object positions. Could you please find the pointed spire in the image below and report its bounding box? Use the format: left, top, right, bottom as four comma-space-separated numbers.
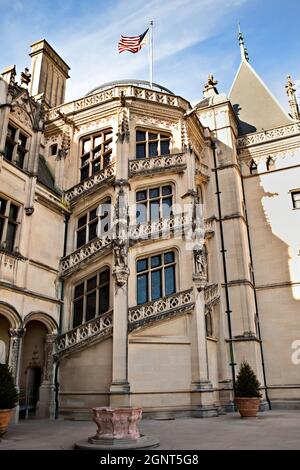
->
238, 23, 249, 62
285, 74, 300, 120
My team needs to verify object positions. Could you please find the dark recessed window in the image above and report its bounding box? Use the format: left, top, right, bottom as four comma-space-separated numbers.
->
135, 129, 170, 159
205, 310, 213, 337
49, 144, 58, 156
136, 185, 173, 224
0, 196, 20, 253
76, 198, 111, 249
80, 130, 113, 182
291, 191, 300, 209
266, 156, 275, 171
73, 268, 110, 328
250, 160, 258, 175
136, 251, 176, 305
4, 124, 28, 169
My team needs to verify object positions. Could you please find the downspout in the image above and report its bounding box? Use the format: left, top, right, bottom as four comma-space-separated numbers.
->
240, 176, 271, 410
55, 212, 69, 419
211, 140, 236, 391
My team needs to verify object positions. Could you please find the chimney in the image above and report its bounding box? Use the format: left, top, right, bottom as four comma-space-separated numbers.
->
29, 39, 70, 109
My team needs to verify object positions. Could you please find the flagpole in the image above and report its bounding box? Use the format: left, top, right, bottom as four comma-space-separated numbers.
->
149, 20, 153, 89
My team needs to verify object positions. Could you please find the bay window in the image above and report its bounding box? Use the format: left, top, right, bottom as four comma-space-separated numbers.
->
136, 184, 173, 224
136, 129, 170, 159
76, 198, 111, 249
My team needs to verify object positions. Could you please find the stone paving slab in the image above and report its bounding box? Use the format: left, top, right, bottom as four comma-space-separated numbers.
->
0, 411, 300, 450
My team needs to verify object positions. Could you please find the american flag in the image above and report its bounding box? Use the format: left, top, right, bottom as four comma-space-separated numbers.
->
118, 29, 149, 54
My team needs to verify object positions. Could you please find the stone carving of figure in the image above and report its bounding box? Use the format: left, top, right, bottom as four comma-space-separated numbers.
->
114, 239, 127, 268
0, 339, 6, 364
194, 245, 207, 278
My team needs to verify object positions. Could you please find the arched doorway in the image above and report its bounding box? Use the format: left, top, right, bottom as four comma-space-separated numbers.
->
0, 315, 10, 364
19, 320, 47, 419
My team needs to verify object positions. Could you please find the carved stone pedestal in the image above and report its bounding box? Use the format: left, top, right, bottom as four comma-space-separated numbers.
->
75, 407, 159, 450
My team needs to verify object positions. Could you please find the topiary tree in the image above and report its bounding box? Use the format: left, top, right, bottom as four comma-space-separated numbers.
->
235, 361, 262, 398
0, 364, 19, 409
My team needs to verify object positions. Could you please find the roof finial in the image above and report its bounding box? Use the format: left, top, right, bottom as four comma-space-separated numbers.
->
286, 74, 300, 120
238, 22, 249, 62
203, 74, 219, 98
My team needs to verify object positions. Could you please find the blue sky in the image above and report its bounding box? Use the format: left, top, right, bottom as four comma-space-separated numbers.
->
0, 0, 299, 109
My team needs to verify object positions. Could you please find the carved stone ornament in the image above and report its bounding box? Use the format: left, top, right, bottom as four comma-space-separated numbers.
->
112, 265, 130, 287
193, 245, 208, 290
117, 106, 129, 143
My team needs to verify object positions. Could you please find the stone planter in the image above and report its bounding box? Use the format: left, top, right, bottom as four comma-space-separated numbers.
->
235, 397, 260, 418
0, 409, 13, 436
91, 407, 142, 442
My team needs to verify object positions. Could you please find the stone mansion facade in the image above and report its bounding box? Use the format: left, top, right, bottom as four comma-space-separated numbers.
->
0, 37, 300, 420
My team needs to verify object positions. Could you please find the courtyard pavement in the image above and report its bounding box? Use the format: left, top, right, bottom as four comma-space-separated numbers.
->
0, 410, 300, 450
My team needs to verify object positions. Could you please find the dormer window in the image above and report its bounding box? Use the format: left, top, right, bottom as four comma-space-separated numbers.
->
4, 124, 28, 169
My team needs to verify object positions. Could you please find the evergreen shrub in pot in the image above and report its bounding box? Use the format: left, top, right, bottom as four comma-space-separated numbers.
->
0, 364, 19, 435
235, 361, 262, 418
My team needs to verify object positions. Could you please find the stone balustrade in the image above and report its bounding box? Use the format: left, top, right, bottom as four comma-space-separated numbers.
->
60, 234, 113, 277
128, 288, 194, 331
237, 122, 300, 148
64, 163, 116, 203
196, 163, 210, 181
56, 311, 113, 357
129, 152, 187, 176
204, 283, 220, 307
128, 212, 191, 241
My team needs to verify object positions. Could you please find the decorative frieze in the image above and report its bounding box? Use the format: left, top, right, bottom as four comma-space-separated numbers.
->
128, 288, 194, 331
64, 163, 116, 203
56, 311, 113, 357
129, 152, 186, 176
237, 123, 300, 149
60, 234, 113, 277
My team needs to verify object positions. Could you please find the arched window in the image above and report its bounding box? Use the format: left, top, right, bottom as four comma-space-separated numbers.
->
73, 268, 110, 328
205, 309, 213, 337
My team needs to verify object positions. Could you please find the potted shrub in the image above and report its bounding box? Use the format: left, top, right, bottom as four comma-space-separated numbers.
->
235, 361, 262, 418
0, 363, 19, 436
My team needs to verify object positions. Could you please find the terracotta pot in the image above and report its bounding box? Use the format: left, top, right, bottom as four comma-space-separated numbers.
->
0, 409, 13, 436
235, 397, 260, 418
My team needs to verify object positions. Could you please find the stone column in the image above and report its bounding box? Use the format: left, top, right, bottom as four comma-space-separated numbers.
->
36, 333, 56, 419
190, 247, 216, 417
110, 182, 130, 406
8, 327, 25, 423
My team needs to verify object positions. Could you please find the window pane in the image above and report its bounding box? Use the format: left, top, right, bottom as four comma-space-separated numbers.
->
151, 255, 161, 268
104, 131, 112, 141
83, 139, 91, 154
0, 199, 7, 215
165, 266, 175, 295
18, 133, 27, 148
16, 149, 25, 168
89, 208, 97, 220
92, 159, 101, 174
162, 185, 172, 196
6, 223, 16, 252
137, 258, 148, 272
88, 221, 98, 241
161, 140, 170, 155
94, 136, 101, 147
76, 228, 86, 248
81, 154, 89, 166
73, 299, 83, 327
137, 274, 148, 304
149, 133, 157, 140
136, 143, 146, 159
164, 252, 174, 264
136, 131, 146, 142
149, 188, 159, 199
136, 190, 147, 202
80, 166, 89, 181
74, 283, 84, 298
151, 269, 162, 300
78, 214, 87, 228
7, 125, 16, 140
0, 218, 4, 241
150, 200, 160, 221
4, 141, 14, 161
103, 154, 111, 167
9, 204, 18, 221
99, 285, 109, 314
136, 203, 147, 224
86, 292, 96, 321
149, 141, 158, 157
162, 197, 172, 218
100, 269, 109, 284
87, 276, 97, 292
